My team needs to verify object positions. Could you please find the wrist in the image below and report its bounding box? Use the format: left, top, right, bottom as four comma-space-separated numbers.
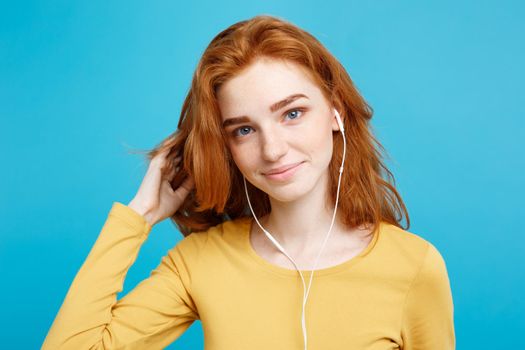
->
127, 200, 157, 226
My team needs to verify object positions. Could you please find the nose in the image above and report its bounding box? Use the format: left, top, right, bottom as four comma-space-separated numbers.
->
260, 127, 288, 162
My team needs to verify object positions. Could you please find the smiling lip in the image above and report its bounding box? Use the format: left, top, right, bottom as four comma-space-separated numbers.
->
264, 162, 303, 175
263, 162, 305, 181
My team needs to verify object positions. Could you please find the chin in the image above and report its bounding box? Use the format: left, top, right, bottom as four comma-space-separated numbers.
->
261, 179, 316, 203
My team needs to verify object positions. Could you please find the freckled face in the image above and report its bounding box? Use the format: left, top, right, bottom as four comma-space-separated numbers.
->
217, 57, 340, 202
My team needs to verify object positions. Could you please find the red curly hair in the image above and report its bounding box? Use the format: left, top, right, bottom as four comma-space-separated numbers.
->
131, 15, 410, 237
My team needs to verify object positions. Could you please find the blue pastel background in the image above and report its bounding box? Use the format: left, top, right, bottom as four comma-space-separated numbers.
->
1, 1, 524, 348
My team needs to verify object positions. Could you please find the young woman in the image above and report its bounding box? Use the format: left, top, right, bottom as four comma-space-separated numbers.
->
42, 15, 455, 350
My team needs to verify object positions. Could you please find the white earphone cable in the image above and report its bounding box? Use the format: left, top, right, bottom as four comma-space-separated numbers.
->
243, 110, 346, 350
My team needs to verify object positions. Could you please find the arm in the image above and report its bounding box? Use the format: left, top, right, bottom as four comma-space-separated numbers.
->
400, 242, 456, 349
41, 202, 199, 350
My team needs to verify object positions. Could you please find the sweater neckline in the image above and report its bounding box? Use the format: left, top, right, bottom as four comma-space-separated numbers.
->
239, 216, 382, 278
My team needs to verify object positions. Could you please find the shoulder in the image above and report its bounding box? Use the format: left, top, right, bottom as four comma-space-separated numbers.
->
379, 222, 431, 251
376, 222, 451, 281
392, 224, 456, 348
379, 222, 446, 258
163, 216, 251, 279
172, 216, 251, 255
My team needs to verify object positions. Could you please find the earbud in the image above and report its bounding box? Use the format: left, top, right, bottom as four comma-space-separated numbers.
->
334, 108, 345, 132
243, 107, 348, 350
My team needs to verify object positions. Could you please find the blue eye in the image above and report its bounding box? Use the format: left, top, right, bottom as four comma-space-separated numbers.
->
231, 108, 306, 138
285, 108, 304, 120
233, 126, 253, 137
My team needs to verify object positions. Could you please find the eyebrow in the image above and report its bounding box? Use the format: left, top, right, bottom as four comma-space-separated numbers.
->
222, 93, 309, 129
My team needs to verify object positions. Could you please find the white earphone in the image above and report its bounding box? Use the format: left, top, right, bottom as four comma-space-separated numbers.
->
243, 108, 347, 350
334, 108, 345, 132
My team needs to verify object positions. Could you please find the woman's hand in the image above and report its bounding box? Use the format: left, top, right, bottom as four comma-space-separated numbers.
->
127, 149, 194, 226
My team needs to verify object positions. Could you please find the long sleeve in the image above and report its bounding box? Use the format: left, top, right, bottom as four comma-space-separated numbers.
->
41, 202, 199, 350
400, 242, 456, 349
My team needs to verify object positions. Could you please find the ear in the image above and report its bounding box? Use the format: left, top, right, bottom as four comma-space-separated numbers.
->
331, 109, 341, 132
332, 115, 340, 131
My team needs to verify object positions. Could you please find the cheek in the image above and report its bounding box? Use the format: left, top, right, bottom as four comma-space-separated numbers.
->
231, 145, 257, 174
305, 123, 334, 161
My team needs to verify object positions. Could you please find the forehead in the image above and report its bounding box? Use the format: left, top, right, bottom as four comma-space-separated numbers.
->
216, 58, 321, 120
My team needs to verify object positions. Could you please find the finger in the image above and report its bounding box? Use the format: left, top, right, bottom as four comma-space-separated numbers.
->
140, 165, 163, 198
180, 176, 195, 192
154, 149, 170, 161
164, 163, 177, 181
171, 176, 194, 201
153, 149, 173, 166
173, 156, 182, 170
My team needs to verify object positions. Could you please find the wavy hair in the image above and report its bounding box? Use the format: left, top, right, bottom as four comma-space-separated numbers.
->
130, 14, 410, 237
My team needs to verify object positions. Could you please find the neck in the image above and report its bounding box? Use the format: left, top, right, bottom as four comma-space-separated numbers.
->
257, 171, 344, 252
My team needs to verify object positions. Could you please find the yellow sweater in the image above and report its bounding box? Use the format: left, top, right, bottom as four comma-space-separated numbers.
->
42, 202, 455, 349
